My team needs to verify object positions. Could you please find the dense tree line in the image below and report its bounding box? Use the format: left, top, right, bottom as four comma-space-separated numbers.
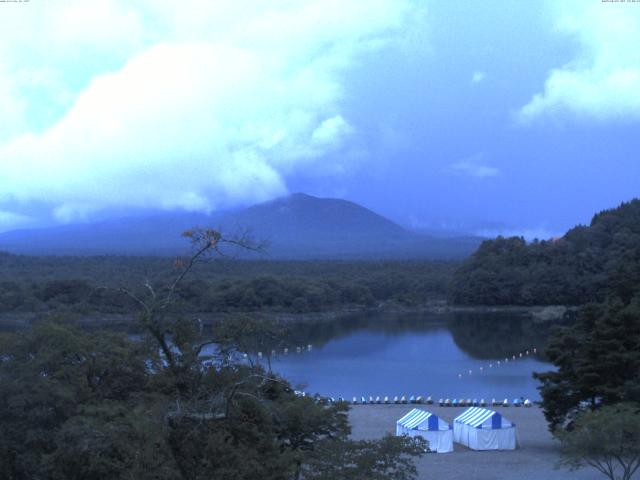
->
0, 230, 426, 480
450, 199, 640, 306
0, 256, 454, 315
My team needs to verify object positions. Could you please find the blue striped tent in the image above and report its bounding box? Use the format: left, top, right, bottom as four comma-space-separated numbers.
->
453, 407, 518, 450
396, 408, 453, 453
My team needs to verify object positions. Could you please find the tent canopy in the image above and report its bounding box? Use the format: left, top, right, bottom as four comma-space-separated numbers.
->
397, 408, 450, 431
396, 408, 454, 453
454, 407, 513, 429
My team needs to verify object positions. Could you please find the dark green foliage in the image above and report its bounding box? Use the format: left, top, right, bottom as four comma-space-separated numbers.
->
450, 199, 640, 306
534, 299, 640, 431
556, 403, 640, 480
303, 435, 427, 480
0, 319, 424, 480
0, 256, 454, 317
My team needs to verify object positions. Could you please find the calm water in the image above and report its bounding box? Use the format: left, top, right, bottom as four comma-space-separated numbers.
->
266, 312, 554, 401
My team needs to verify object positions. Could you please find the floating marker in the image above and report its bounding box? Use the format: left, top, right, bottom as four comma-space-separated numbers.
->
458, 373, 462, 379
519, 353, 523, 358
307, 344, 312, 351
296, 347, 302, 353
284, 348, 288, 354
489, 363, 493, 368
480, 366, 484, 372
525, 350, 529, 355
533, 347, 537, 354
468, 370, 473, 375
497, 361, 501, 365
243, 353, 248, 358
257, 351, 263, 358
512, 355, 516, 360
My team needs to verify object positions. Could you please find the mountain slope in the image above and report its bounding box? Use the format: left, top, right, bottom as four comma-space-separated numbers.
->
450, 199, 640, 305
0, 193, 482, 259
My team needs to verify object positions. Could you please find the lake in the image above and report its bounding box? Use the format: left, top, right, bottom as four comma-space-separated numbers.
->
264, 311, 554, 401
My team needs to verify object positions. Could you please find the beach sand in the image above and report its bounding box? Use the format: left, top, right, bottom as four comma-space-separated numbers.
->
348, 405, 604, 480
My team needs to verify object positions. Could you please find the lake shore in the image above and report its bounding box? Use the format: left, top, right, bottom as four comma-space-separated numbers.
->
0, 303, 573, 329
348, 404, 601, 480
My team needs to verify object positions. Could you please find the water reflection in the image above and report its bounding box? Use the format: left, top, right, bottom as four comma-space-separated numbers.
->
268, 312, 555, 400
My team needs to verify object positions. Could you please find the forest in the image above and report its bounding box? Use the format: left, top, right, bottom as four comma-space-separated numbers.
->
0, 255, 454, 318
449, 199, 640, 306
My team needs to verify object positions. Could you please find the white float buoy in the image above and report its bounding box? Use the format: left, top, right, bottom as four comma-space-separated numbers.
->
284, 348, 289, 354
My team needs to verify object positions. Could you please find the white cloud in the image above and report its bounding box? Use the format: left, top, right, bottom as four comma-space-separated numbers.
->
0, 0, 420, 221
518, 1, 640, 123
0, 210, 32, 233
448, 154, 500, 179
471, 71, 486, 84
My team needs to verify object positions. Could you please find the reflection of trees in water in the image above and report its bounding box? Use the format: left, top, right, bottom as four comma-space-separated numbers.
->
447, 312, 563, 360
282, 312, 448, 350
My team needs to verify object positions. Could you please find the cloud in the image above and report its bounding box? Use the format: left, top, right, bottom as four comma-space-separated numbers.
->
448, 154, 500, 179
518, 1, 640, 123
471, 71, 486, 84
0, 0, 420, 222
0, 211, 32, 233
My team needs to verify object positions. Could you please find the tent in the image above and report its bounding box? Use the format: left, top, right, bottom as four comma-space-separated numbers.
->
396, 408, 453, 453
453, 407, 518, 450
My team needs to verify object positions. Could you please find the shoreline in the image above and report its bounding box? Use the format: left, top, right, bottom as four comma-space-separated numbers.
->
0, 303, 573, 329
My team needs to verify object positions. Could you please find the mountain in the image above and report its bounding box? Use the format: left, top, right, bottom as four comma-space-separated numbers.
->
0, 193, 482, 259
450, 198, 640, 305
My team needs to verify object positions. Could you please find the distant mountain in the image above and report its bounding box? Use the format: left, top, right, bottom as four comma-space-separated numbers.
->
0, 193, 482, 259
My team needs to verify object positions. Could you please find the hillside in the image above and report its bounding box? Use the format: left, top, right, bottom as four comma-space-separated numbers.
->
0, 193, 481, 259
450, 199, 640, 305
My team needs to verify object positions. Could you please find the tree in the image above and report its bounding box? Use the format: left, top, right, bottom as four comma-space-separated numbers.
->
557, 404, 640, 480
534, 299, 640, 430
0, 228, 426, 479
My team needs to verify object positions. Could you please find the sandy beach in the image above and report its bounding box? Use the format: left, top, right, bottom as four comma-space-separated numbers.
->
349, 405, 605, 480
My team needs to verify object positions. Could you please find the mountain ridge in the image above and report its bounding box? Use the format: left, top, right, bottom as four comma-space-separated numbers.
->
0, 193, 482, 259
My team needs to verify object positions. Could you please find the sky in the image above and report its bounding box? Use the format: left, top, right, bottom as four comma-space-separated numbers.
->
0, 0, 639, 238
